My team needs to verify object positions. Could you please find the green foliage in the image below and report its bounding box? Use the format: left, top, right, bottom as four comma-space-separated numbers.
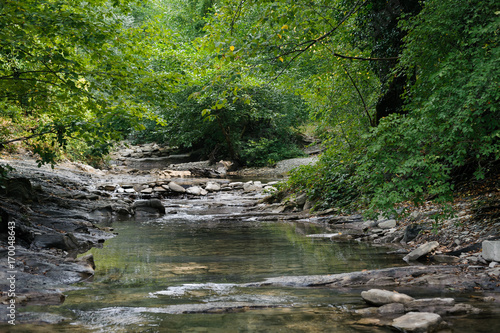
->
0, 0, 172, 165
284, 147, 360, 212
281, 0, 499, 219
132, 78, 309, 165
357, 0, 499, 215
240, 137, 305, 167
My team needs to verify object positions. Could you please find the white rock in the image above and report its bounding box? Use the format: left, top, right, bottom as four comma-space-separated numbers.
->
482, 240, 500, 262
168, 181, 186, 193
361, 289, 414, 306
186, 186, 202, 195
205, 182, 221, 192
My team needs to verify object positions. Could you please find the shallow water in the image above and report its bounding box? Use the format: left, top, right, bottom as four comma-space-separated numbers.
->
7, 193, 499, 332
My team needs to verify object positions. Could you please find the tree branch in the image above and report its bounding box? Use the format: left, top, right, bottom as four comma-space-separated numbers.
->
272, 0, 368, 79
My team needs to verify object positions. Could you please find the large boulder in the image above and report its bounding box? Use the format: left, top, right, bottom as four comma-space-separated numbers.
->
361, 289, 414, 306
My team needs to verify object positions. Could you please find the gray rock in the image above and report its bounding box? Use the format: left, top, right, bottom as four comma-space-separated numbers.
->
186, 186, 202, 195
482, 240, 500, 262
243, 182, 258, 192
295, 193, 308, 207
140, 187, 153, 194
431, 254, 459, 264
378, 219, 397, 229
205, 182, 221, 192
34, 232, 80, 251
392, 312, 443, 333
403, 223, 427, 243
133, 199, 165, 215
378, 302, 405, 314
168, 181, 186, 193
403, 241, 439, 262
405, 298, 455, 314
361, 289, 414, 306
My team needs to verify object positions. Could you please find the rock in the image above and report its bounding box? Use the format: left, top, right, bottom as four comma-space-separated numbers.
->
403, 241, 439, 262
378, 302, 405, 314
403, 223, 427, 243
186, 186, 202, 195
243, 182, 258, 192
446, 303, 481, 315
378, 219, 397, 229
295, 193, 308, 207
34, 232, 80, 251
361, 289, 414, 306
205, 182, 221, 192
76, 253, 96, 270
392, 312, 443, 333
2, 177, 36, 202
405, 298, 455, 314
168, 181, 186, 193
140, 187, 153, 194
431, 254, 459, 264
132, 199, 166, 215
482, 240, 500, 262
355, 318, 382, 326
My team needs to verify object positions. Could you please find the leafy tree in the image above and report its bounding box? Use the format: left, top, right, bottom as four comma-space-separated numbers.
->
0, 0, 168, 166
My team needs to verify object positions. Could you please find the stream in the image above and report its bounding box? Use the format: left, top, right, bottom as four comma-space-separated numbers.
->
6, 190, 498, 332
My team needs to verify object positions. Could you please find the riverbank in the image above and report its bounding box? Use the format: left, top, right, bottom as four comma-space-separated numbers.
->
0, 153, 499, 330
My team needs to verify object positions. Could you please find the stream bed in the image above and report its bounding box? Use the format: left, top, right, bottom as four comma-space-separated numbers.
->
7, 191, 497, 332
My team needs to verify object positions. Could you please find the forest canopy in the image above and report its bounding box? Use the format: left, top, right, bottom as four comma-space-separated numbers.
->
1, 0, 498, 216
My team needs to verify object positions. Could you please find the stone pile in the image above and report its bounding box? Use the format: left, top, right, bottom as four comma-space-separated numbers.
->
354, 289, 481, 332
97, 180, 278, 198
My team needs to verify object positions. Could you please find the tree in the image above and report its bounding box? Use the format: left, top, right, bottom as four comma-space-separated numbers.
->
0, 0, 168, 166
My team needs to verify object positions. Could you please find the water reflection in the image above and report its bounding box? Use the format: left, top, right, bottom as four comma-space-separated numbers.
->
10, 193, 407, 332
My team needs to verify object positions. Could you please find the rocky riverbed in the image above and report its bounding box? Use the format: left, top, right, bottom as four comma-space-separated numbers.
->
1, 144, 499, 331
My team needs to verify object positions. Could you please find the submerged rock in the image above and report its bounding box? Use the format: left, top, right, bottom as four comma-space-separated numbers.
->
361, 289, 414, 306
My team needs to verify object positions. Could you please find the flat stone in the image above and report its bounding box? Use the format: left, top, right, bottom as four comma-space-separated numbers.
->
378, 219, 397, 229
361, 289, 414, 306
405, 298, 455, 314
482, 240, 500, 262
432, 254, 459, 264
392, 312, 442, 333
140, 187, 153, 194
403, 241, 439, 262
378, 302, 405, 314
168, 181, 186, 193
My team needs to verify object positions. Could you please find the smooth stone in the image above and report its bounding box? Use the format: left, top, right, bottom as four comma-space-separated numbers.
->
378, 302, 405, 314
168, 181, 186, 193
205, 182, 221, 192
186, 186, 202, 195
392, 312, 442, 333
361, 289, 414, 306
482, 240, 500, 262
378, 219, 397, 229
403, 241, 439, 262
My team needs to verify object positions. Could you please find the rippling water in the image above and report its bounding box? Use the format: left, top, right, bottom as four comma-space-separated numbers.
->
6, 192, 498, 332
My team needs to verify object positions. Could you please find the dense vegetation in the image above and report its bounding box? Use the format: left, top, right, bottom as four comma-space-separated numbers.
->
1, 0, 498, 217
